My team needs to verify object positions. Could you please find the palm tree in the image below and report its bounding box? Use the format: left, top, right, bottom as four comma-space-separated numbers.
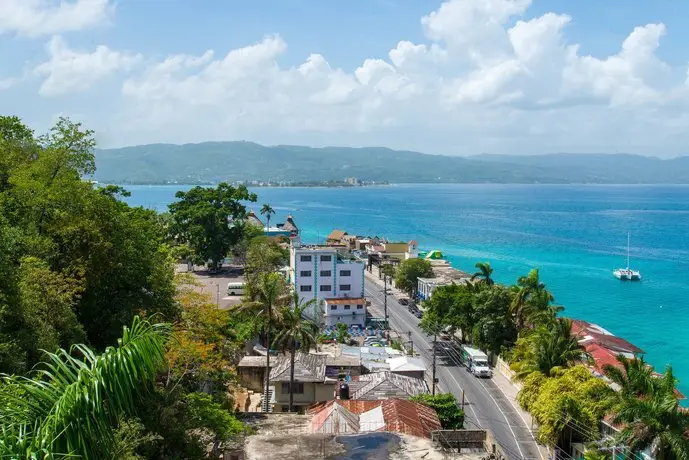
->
272, 293, 319, 412
0, 316, 170, 458
603, 355, 660, 398
513, 318, 585, 379
471, 262, 494, 286
260, 204, 275, 231
511, 268, 554, 331
612, 389, 689, 460
239, 272, 287, 412
334, 323, 350, 344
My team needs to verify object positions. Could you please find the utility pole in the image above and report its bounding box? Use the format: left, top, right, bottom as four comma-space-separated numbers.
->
383, 274, 388, 329
432, 330, 437, 395
407, 331, 414, 356
216, 283, 220, 307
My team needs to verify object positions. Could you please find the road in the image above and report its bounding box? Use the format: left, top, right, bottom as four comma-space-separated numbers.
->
364, 275, 542, 460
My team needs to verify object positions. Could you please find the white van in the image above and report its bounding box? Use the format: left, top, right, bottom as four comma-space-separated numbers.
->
227, 282, 245, 296
462, 345, 492, 378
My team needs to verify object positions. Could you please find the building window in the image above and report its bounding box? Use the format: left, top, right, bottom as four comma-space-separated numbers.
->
300, 255, 312, 262
344, 305, 350, 310
281, 383, 304, 394
330, 305, 337, 311
320, 270, 332, 277
300, 285, 312, 292
320, 255, 332, 262
340, 270, 351, 277
300, 270, 312, 277
357, 304, 363, 309
320, 285, 332, 292
340, 284, 351, 291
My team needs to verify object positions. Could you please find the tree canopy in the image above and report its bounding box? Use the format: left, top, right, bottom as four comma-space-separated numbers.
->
168, 183, 257, 270
394, 258, 433, 296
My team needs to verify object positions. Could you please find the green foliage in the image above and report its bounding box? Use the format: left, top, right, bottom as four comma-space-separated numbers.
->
471, 262, 494, 286
0, 317, 170, 458
510, 268, 557, 330
518, 366, 614, 447
605, 357, 689, 460
471, 285, 517, 357
410, 393, 464, 429
394, 258, 433, 296
184, 392, 248, 441
168, 183, 257, 270
419, 309, 444, 336
334, 323, 351, 344
243, 235, 288, 300
110, 417, 162, 460
0, 116, 178, 366
510, 318, 585, 379
424, 283, 475, 341
259, 203, 275, 229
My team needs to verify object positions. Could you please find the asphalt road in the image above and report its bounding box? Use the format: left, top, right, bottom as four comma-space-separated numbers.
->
364, 276, 542, 460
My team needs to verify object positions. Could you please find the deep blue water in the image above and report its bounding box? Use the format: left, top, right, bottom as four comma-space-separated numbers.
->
123, 184, 689, 394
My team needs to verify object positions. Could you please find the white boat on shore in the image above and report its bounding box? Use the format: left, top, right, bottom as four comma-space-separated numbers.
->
613, 232, 641, 281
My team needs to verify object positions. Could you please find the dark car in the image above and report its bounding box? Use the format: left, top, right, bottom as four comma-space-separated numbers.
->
414, 309, 423, 319
398, 298, 409, 306
408, 304, 416, 313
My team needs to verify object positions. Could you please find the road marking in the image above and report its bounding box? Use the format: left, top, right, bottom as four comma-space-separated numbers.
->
476, 377, 525, 459
363, 282, 483, 427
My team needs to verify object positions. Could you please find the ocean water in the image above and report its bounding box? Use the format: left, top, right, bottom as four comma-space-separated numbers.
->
123, 184, 689, 394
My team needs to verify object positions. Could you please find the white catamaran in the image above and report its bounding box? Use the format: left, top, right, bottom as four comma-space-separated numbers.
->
613, 232, 641, 281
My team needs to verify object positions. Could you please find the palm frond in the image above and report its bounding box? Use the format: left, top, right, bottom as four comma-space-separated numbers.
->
0, 316, 170, 458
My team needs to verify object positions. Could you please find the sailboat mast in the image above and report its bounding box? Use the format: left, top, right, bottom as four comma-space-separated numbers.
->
627, 232, 630, 269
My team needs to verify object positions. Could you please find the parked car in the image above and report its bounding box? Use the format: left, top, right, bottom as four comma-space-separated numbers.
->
398, 298, 409, 306
413, 309, 423, 319
407, 304, 417, 314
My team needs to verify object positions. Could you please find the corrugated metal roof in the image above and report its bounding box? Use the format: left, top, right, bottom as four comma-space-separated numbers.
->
325, 298, 366, 305
570, 318, 644, 354
308, 399, 441, 439
387, 356, 427, 372
350, 371, 428, 400
269, 352, 327, 382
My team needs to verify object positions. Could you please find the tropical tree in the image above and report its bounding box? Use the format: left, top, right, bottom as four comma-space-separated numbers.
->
0, 317, 170, 458
409, 393, 464, 429
260, 203, 275, 231
471, 261, 494, 286
272, 293, 319, 412
334, 323, 351, 344
511, 268, 555, 331
168, 183, 257, 271
471, 285, 517, 358
604, 357, 689, 460
425, 283, 476, 343
395, 258, 434, 297
243, 236, 288, 301
603, 354, 662, 398
612, 386, 689, 460
238, 272, 288, 412
511, 318, 586, 379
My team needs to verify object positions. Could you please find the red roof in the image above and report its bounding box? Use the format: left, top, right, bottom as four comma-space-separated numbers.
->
308, 399, 442, 439
570, 319, 644, 354
584, 343, 622, 375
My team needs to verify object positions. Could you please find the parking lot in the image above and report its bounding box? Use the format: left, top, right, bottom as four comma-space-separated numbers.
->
177, 264, 245, 310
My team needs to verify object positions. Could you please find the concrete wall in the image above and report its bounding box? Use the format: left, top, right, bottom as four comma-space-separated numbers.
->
273, 382, 336, 406
238, 367, 266, 392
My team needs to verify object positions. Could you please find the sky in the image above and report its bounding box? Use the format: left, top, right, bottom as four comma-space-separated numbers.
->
1, 0, 689, 156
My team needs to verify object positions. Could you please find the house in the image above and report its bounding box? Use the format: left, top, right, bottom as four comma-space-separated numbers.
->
387, 356, 427, 380
417, 268, 472, 301
323, 297, 366, 327
308, 399, 442, 439
325, 354, 362, 379
326, 229, 348, 246
269, 353, 336, 413
289, 243, 365, 311
237, 355, 272, 392
245, 210, 264, 228
347, 371, 428, 400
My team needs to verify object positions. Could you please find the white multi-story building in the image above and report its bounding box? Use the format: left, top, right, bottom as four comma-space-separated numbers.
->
289, 243, 366, 316
323, 298, 366, 327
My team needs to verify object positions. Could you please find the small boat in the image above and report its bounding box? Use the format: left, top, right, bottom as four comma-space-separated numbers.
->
613, 232, 641, 281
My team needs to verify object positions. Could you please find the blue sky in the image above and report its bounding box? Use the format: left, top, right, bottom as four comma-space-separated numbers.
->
2, 0, 689, 156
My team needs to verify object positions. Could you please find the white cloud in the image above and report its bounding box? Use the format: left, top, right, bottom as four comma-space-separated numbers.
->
109, 0, 689, 153
0, 0, 111, 37
35, 35, 141, 96
0, 77, 16, 90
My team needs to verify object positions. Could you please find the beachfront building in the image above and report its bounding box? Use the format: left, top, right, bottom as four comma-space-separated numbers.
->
243, 211, 299, 237
289, 243, 366, 310
323, 297, 366, 327
326, 229, 348, 246
417, 262, 472, 301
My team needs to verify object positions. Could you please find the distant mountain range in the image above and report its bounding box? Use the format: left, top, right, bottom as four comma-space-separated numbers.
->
94, 142, 689, 184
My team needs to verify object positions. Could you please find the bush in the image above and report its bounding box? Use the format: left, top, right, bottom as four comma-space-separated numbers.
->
410, 393, 464, 429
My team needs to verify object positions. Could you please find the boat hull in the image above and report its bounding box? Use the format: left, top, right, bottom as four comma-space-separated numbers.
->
613, 269, 641, 281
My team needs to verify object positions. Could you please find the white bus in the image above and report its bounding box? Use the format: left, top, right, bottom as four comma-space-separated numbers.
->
227, 282, 245, 296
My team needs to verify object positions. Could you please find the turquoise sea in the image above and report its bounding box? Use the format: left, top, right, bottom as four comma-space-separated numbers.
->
124, 184, 689, 395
